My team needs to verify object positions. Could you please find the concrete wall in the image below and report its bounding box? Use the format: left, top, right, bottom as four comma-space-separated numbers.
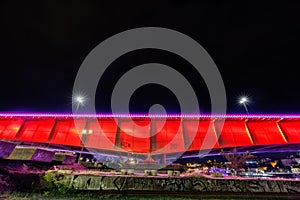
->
0, 141, 16, 158
7, 147, 55, 162
59, 174, 300, 194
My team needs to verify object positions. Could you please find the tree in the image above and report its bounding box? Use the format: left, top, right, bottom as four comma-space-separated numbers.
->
221, 148, 254, 174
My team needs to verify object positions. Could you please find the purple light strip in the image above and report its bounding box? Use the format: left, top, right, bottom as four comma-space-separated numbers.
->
1, 112, 300, 118
181, 149, 300, 159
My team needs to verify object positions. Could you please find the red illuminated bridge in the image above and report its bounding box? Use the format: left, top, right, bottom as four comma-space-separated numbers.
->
1, 113, 300, 156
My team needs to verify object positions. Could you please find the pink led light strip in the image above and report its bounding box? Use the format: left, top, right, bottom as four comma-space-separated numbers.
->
0, 113, 300, 118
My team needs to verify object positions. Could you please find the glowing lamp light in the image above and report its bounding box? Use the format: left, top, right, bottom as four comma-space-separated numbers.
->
74, 95, 86, 111
239, 96, 249, 114
239, 97, 248, 104
75, 96, 85, 104
82, 129, 93, 134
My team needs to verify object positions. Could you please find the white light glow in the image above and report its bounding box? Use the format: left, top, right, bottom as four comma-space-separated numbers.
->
239, 97, 248, 104
238, 96, 250, 114
73, 95, 86, 111
76, 96, 85, 104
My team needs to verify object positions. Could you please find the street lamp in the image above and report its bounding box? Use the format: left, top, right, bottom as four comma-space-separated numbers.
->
74, 95, 85, 111
239, 97, 249, 114
76, 96, 84, 104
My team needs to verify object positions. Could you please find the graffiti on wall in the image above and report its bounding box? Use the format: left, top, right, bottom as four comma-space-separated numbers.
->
61, 174, 300, 194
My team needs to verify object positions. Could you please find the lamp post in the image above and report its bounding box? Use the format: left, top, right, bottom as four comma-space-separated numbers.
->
73, 95, 89, 163
239, 97, 249, 114
78, 128, 93, 163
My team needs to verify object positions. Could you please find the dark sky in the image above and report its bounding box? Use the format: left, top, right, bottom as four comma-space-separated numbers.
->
0, 1, 299, 114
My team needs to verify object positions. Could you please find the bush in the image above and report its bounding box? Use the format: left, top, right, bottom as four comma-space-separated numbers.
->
43, 170, 73, 195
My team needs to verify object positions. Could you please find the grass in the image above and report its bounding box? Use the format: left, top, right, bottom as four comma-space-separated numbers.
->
1, 192, 113, 200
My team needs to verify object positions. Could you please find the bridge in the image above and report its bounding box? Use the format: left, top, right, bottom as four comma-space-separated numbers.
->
1, 113, 300, 159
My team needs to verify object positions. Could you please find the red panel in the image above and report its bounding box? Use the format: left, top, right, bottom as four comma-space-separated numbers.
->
117, 118, 150, 153
0, 119, 24, 139
85, 119, 118, 150
17, 119, 55, 142
247, 121, 286, 145
215, 120, 252, 148
99, 118, 118, 144
50, 119, 85, 146
279, 121, 300, 143
152, 118, 185, 153
184, 120, 219, 151
132, 118, 150, 126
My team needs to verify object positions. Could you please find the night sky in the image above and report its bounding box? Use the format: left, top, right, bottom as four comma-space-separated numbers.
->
0, 1, 299, 114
